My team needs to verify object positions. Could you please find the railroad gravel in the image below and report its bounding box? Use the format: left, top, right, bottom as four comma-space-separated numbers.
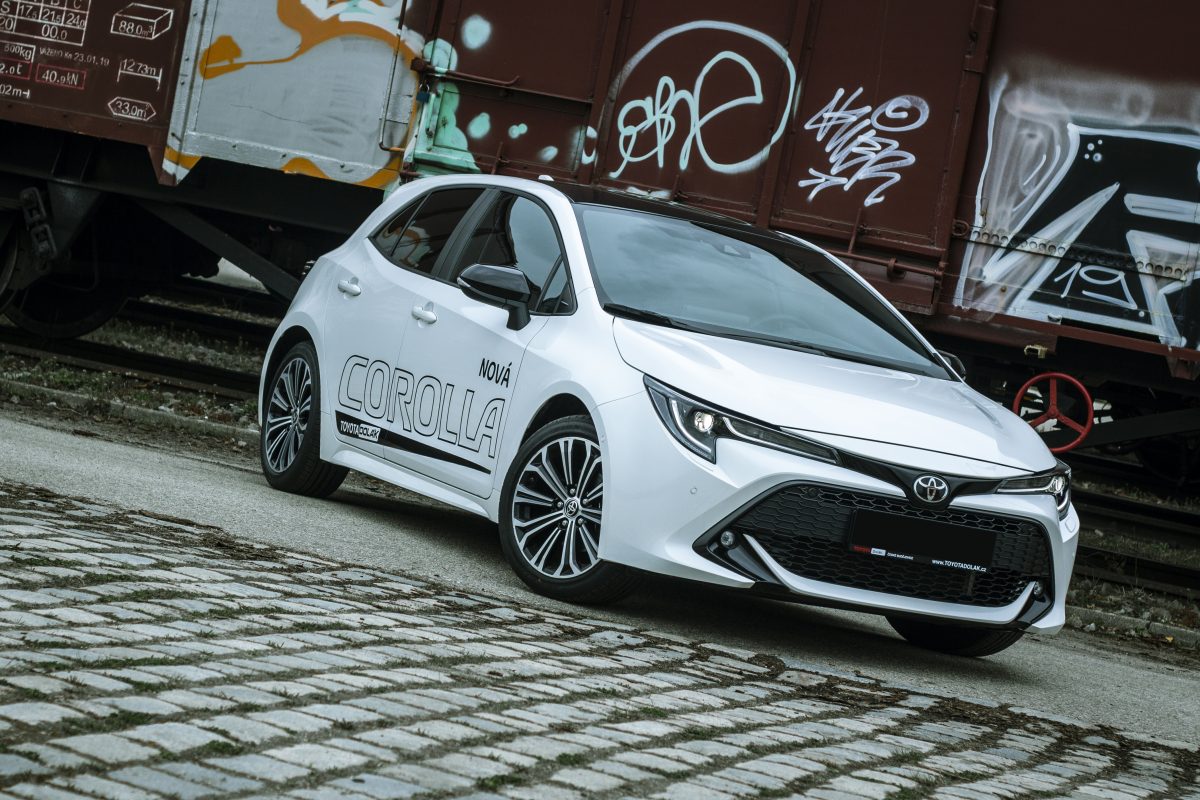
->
0, 479, 1196, 800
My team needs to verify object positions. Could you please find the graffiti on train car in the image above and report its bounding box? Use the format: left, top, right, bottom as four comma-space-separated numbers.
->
166, 0, 430, 186
957, 68, 1200, 349
606, 21, 797, 180
797, 87, 930, 207
168, 4, 944, 216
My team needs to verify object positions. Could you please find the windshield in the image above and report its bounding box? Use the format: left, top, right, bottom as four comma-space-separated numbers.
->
575, 204, 950, 379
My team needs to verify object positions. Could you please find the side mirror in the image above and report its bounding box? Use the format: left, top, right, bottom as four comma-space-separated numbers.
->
938, 350, 967, 381
457, 263, 534, 330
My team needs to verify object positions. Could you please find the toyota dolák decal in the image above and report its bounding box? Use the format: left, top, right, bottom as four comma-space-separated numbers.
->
337, 418, 381, 443
337, 355, 505, 463
849, 544, 990, 574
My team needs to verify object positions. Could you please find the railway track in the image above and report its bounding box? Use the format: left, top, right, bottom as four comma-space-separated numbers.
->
1074, 544, 1198, 601
119, 299, 277, 347
1072, 489, 1199, 547
3, 295, 1198, 601
154, 279, 288, 318
1070, 488, 1199, 600
0, 326, 258, 401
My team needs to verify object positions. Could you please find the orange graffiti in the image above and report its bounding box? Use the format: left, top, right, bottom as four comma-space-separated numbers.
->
199, 0, 416, 80
164, 147, 203, 172
281, 155, 402, 188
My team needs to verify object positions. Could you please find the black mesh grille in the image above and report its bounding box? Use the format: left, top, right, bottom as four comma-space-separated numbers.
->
730, 484, 1052, 607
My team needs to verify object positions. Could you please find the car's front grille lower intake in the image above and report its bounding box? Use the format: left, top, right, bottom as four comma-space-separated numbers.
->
728, 484, 1052, 607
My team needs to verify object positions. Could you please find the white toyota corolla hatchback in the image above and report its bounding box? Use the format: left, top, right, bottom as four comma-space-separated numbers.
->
259, 175, 1079, 657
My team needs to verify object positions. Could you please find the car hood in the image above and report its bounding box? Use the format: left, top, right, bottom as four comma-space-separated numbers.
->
612, 319, 1055, 473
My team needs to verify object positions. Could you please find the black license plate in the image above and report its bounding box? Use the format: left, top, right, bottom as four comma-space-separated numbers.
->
848, 510, 995, 573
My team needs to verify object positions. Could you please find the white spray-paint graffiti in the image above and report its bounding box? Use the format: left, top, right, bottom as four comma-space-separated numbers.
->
796, 87, 930, 207
957, 70, 1200, 349
607, 21, 798, 180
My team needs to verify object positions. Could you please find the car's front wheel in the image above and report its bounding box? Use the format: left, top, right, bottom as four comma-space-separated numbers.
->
499, 415, 640, 604
260, 340, 348, 498
887, 615, 1024, 657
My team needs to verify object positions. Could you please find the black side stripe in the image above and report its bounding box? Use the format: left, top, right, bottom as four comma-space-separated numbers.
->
335, 412, 491, 474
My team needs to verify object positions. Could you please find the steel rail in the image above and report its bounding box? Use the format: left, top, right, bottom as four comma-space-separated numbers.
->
118, 299, 277, 347
1074, 544, 1198, 601
154, 278, 288, 318
0, 327, 257, 400
1073, 489, 1200, 547
1066, 451, 1197, 492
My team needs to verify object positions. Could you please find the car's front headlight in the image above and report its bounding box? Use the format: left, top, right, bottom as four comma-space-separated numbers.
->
645, 376, 837, 465
997, 464, 1071, 518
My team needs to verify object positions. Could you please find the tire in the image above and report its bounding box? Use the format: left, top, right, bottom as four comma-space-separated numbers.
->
887, 615, 1025, 657
499, 415, 640, 604
260, 340, 347, 498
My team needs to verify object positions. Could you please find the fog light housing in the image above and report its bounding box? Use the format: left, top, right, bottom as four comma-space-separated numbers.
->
719, 531, 736, 548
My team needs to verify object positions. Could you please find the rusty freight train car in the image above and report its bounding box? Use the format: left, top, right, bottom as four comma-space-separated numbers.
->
1, 0, 1198, 477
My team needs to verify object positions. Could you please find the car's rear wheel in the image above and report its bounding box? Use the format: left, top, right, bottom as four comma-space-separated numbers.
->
260, 341, 347, 498
499, 415, 640, 604
887, 615, 1024, 657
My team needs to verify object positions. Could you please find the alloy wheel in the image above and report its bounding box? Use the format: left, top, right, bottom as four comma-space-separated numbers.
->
511, 435, 603, 578
265, 356, 313, 473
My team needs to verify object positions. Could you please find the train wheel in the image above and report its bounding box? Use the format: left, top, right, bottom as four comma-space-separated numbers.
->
3, 278, 127, 339
0, 213, 19, 313
0, 223, 127, 339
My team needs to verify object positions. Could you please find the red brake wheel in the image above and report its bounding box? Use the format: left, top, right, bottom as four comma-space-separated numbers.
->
1011, 372, 1094, 453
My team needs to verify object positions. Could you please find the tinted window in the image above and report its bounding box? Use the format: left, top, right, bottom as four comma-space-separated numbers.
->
389, 188, 483, 275
370, 199, 421, 260
576, 205, 949, 378
537, 260, 574, 314
451, 194, 565, 291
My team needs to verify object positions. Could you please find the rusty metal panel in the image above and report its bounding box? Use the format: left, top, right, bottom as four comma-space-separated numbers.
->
952, 0, 1200, 356
0, 0, 189, 147
438, 0, 607, 103
772, 0, 984, 256
407, 0, 609, 177
422, 0, 987, 259
590, 0, 810, 219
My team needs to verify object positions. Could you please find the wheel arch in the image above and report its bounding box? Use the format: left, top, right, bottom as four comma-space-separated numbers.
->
522, 393, 594, 443
260, 324, 316, 425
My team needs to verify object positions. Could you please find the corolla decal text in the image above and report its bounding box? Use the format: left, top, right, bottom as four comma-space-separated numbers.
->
338, 355, 505, 458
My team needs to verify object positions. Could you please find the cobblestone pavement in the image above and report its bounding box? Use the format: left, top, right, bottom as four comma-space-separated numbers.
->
0, 480, 1195, 800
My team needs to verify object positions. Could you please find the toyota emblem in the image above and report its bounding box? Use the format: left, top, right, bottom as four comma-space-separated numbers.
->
913, 474, 950, 503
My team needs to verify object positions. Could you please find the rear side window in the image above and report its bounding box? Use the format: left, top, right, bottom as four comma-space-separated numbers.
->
450, 193, 572, 312
378, 188, 484, 276
370, 199, 421, 259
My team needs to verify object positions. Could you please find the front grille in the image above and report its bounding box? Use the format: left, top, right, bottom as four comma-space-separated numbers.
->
730, 484, 1052, 607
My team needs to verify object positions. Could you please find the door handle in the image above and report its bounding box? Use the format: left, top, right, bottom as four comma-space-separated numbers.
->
337, 278, 362, 297
411, 306, 438, 324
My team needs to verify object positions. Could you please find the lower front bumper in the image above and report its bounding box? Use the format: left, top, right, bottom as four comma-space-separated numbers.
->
596, 391, 1078, 634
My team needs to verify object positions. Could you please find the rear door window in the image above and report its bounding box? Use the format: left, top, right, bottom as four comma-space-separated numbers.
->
380, 188, 485, 276
370, 199, 422, 260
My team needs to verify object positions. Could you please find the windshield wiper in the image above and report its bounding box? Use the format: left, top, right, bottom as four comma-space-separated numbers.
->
720, 331, 942, 376
602, 303, 687, 330
717, 330, 835, 359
